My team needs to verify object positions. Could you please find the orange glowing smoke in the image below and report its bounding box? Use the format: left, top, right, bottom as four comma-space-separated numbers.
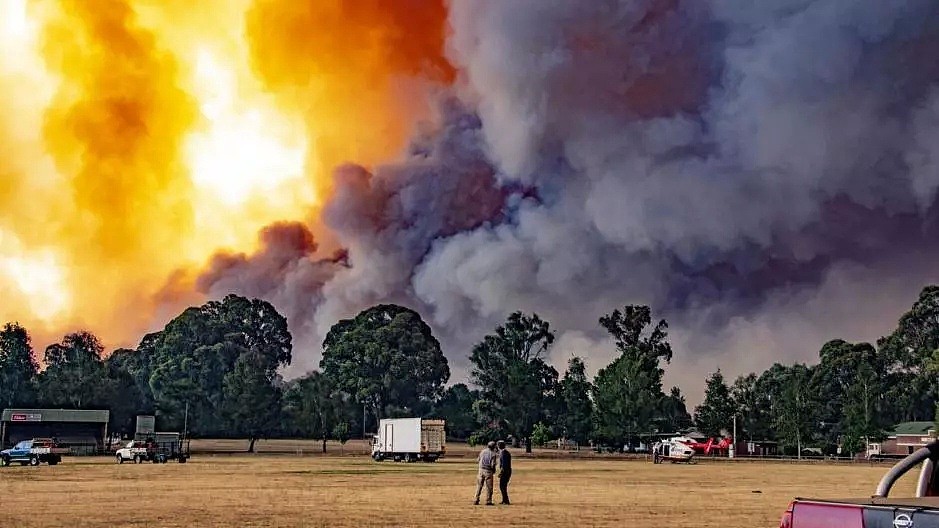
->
0, 0, 453, 349
246, 0, 455, 198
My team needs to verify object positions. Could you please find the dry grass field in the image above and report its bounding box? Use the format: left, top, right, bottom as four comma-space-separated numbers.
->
0, 447, 919, 528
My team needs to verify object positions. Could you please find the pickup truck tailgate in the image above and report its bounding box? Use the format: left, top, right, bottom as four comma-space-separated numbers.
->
793, 498, 939, 527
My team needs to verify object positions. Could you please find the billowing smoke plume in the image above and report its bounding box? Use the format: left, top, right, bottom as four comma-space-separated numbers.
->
197, 0, 939, 401
198, 98, 514, 372
4, 0, 939, 402
0, 0, 454, 349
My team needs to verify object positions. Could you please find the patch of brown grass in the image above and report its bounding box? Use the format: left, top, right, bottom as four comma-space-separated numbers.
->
0, 453, 918, 527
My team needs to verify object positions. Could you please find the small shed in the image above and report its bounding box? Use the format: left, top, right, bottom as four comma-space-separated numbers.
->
736, 440, 778, 457
1, 409, 110, 454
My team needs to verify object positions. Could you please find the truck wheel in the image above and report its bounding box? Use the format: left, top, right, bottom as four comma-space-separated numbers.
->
177, 456, 187, 463
48, 457, 59, 466
405, 454, 414, 463
0, 455, 9, 467
133, 455, 141, 464
29, 455, 39, 466
117, 455, 124, 464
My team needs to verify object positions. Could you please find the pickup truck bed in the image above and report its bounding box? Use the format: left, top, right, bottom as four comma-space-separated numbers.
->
782, 442, 939, 527
786, 498, 939, 527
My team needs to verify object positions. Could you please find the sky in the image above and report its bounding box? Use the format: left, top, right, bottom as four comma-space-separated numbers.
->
2, 0, 939, 405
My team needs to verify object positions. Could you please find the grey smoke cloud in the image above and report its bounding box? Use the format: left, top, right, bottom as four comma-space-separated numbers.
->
195, 0, 939, 403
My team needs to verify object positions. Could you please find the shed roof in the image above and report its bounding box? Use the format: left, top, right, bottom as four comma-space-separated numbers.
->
1, 409, 109, 423
889, 421, 935, 436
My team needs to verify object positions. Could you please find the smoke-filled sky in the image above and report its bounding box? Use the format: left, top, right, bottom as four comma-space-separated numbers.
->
3, 0, 939, 404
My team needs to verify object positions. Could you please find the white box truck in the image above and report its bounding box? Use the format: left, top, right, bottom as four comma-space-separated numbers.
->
372, 418, 446, 462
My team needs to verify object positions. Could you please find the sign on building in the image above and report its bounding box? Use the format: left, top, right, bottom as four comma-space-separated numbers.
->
10, 413, 42, 422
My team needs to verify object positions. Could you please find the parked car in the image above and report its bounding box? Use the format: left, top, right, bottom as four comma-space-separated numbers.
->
1, 438, 69, 467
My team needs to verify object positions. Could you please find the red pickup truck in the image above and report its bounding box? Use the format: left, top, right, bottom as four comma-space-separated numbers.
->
781, 442, 939, 527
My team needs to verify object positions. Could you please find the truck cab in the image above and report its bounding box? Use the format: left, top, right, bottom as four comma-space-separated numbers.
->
1, 438, 66, 467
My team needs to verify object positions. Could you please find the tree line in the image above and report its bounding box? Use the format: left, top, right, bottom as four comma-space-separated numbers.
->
2, 287, 939, 455
693, 286, 939, 456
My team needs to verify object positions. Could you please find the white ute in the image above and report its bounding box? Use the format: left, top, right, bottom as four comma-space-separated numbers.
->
115, 440, 152, 464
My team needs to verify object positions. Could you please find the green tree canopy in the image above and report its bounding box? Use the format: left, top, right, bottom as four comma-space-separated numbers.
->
38, 331, 110, 409
558, 357, 593, 445
731, 373, 769, 441
139, 294, 292, 435
320, 304, 450, 423
222, 351, 283, 452
660, 386, 692, 433
470, 312, 558, 453
879, 285, 939, 423
282, 371, 356, 452
104, 349, 154, 434
773, 363, 820, 456
694, 369, 735, 437
430, 383, 480, 440
592, 305, 672, 443
0, 322, 37, 408
811, 339, 886, 450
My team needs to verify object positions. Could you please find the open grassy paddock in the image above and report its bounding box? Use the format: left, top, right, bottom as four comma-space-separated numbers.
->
0, 444, 918, 527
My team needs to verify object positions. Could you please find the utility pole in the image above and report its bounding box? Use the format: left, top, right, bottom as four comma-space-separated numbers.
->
362, 402, 366, 440
183, 402, 189, 438
731, 414, 737, 459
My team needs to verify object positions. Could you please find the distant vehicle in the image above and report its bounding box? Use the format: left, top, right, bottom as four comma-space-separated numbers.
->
1, 438, 69, 467
779, 440, 939, 527
115, 440, 155, 464
371, 418, 446, 463
115, 434, 189, 464
652, 439, 696, 463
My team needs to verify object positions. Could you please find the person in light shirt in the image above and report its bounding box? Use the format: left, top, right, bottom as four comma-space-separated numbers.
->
474, 441, 497, 505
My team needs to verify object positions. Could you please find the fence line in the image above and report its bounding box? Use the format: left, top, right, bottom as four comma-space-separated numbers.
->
15, 437, 906, 466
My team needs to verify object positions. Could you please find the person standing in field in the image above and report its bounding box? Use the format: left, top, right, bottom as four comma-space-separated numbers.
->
497, 440, 512, 505
474, 441, 497, 505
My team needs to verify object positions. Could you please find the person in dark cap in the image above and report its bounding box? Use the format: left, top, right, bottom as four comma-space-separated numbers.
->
496, 440, 512, 505
474, 441, 497, 505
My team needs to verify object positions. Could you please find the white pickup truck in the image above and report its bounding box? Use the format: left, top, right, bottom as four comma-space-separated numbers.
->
115, 440, 154, 464
115, 436, 190, 464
